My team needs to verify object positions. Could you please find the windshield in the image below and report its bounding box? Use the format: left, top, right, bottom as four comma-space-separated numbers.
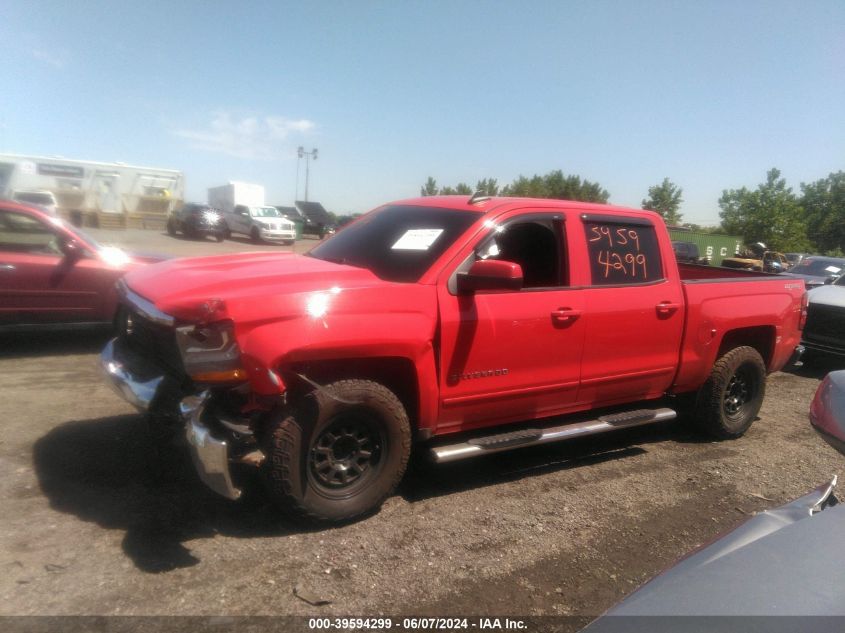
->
250, 206, 281, 218
797, 258, 845, 276
309, 205, 479, 283
15, 192, 54, 206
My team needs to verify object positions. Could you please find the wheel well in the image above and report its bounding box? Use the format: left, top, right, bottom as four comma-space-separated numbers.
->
717, 326, 775, 368
282, 357, 420, 429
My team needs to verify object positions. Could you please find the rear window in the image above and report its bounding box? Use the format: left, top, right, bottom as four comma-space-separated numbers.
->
309, 205, 479, 283
584, 218, 663, 285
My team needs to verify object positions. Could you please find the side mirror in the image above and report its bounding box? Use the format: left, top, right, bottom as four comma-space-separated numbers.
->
825, 277, 836, 285
60, 238, 83, 260
457, 259, 523, 294
810, 371, 845, 456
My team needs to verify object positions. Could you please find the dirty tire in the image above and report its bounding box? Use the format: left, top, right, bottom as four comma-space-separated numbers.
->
264, 380, 411, 523
696, 346, 766, 439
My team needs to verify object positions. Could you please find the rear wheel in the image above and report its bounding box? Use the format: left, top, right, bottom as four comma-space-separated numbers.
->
263, 379, 411, 523
696, 346, 766, 439
222, 224, 231, 240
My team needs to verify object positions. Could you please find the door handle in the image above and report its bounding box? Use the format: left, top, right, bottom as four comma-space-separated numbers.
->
551, 308, 582, 324
0, 263, 16, 272
656, 301, 681, 316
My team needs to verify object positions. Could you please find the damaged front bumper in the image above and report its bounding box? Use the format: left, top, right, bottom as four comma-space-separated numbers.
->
181, 392, 242, 500
100, 337, 245, 500
101, 338, 165, 411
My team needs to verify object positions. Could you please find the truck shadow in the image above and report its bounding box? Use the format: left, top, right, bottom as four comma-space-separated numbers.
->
32, 414, 302, 574
0, 329, 112, 359
33, 414, 708, 573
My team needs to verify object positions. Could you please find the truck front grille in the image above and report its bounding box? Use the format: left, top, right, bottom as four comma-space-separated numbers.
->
804, 303, 845, 348
117, 306, 184, 374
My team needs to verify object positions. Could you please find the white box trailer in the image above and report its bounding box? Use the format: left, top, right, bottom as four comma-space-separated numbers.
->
0, 153, 184, 229
207, 181, 265, 213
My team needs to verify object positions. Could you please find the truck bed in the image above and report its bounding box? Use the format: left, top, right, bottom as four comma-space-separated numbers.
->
678, 262, 779, 281
672, 263, 804, 394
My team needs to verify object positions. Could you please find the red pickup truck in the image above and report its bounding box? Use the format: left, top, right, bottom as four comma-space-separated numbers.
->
101, 195, 806, 522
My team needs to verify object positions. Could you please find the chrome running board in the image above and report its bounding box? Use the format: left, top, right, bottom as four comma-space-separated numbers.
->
429, 407, 677, 464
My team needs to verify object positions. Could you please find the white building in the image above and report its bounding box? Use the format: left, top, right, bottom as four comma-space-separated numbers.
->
0, 153, 184, 229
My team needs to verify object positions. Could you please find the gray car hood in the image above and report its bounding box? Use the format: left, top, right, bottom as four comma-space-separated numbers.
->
585, 478, 843, 629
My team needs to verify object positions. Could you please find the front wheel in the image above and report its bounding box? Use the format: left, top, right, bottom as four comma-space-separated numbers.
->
263, 379, 411, 523
250, 227, 261, 243
166, 219, 177, 236
696, 346, 766, 439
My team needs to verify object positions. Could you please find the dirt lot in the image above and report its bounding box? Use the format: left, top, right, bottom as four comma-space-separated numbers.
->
1, 229, 843, 628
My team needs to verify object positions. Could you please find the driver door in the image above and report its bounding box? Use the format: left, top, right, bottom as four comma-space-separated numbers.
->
232, 205, 251, 234
436, 210, 586, 434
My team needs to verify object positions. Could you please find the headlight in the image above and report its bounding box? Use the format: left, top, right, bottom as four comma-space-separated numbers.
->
175, 320, 246, 382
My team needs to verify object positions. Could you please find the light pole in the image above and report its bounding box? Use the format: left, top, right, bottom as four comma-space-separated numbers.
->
297, 146, 318, 201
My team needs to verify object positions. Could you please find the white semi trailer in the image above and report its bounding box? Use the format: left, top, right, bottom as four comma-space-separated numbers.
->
0, 153, 184, 228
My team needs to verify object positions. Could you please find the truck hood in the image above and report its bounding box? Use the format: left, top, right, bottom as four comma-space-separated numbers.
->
123, 252, 403, 322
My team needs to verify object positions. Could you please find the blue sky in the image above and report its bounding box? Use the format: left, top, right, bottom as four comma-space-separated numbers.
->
1, 0, 842, 224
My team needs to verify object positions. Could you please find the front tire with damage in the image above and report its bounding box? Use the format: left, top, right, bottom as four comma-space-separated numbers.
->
696, 346, 766, 439
263, 379, 411, 523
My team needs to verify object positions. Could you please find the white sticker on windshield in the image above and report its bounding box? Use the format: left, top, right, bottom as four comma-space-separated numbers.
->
391, 229, 444, 251
826, 266, 842, 273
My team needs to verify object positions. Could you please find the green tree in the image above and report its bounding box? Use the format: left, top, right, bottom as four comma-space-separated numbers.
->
718, 168, 810, 252
642, 178, 684, 225
425, 171, 609, 202
801, 171, 845, 253
475, 178, 499, 196
501, 170, 609, 202
420, 177, 438, 196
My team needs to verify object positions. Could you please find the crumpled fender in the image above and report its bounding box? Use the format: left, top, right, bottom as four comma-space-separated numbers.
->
235, 284, 441, 429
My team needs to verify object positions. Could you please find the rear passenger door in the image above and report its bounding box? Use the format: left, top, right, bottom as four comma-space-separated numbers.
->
576, 214, 685, 407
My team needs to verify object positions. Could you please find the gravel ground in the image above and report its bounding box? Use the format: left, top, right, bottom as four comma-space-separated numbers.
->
1, 229, 843, 629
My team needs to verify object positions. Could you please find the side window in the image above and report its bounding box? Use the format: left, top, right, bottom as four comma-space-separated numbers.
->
478, 218, 564, 288
0, 211, 61, 255
584, 219, 663, 285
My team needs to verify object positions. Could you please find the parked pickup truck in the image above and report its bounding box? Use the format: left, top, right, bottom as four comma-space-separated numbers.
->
101, 195, 807, 522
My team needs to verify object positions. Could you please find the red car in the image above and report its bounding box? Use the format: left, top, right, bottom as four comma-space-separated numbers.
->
0, 200, 160, 329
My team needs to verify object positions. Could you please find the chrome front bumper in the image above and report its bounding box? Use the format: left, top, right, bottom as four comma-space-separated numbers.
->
181, 392, 242, 500
100, 338, 242, 501
260, 229, 296, 241
100, 338, 165, 411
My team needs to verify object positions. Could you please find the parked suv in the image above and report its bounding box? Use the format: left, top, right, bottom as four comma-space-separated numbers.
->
166, 203, 226, 241
222, 205, 296, 244
671, 240, 708, 265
